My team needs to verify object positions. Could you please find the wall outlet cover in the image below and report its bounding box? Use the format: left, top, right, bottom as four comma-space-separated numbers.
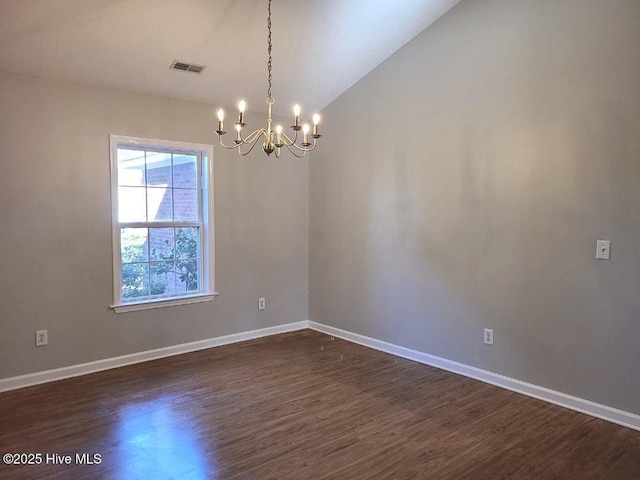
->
36, 330, 48, 347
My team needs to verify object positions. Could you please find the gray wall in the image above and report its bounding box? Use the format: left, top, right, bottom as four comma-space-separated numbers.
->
310, 0, 640, 414
0, 71, 308, 379
2, 0, 639, 418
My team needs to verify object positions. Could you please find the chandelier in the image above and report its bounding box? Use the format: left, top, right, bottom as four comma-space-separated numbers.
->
215, 0, 321, 158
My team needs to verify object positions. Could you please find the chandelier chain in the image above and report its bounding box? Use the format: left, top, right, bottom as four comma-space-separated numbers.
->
267, 0, 272, 101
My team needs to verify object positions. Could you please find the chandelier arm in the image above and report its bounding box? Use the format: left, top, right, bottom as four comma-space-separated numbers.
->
217, 129, 266, 150
241, 128, 267, 145
237, 137, 265, 156
278, 130, 297, 147
282, 143, 309, 158
277, 129, 317, 154
218, 137, 245, 150
279, 130, 312, 149
285, 138, 318, 154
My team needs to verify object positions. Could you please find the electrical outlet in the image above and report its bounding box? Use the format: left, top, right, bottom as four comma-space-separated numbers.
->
258, 297, 266, 310
484, 328, 494, 346
36, 330, 48, 347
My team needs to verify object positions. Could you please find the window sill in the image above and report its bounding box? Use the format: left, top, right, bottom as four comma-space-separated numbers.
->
111, 292, 218, 314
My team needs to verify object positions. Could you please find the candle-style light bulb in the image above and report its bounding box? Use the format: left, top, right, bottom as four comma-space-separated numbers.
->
235, 123, 242, 143
217, 109, 224, 132
293, 104, 301, 128
275, 125, 283, 146
302, 123, 310, 145
312, 113, 320, 136
238, 100, 246, 125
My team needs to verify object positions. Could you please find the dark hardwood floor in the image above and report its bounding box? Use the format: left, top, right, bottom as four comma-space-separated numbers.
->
0, 329, 638, 479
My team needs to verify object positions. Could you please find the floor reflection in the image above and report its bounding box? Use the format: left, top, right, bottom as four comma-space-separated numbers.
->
115, 394, 217, 479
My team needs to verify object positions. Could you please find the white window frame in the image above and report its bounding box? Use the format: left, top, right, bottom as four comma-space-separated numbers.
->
109, 135, 217, 313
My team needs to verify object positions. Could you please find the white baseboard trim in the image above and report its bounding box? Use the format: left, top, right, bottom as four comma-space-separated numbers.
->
308, 321, 640, 432
0, 321, 308, 393
4, 319, 639, 432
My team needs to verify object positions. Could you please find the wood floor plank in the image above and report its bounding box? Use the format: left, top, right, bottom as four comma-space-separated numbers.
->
0, 329, 638, 479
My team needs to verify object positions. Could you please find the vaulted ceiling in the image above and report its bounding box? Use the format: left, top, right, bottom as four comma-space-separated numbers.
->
0, 0, 460, 115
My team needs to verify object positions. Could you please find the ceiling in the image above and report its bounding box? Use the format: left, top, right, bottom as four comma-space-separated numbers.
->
0, 0, 460, 116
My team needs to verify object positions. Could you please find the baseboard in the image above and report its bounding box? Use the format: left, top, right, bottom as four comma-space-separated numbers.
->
4, 319, 639, 432
308, 321, 640, 432
0, 321, 308, 393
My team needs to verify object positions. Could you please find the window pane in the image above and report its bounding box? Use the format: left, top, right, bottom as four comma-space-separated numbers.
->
118, 149, 146, 186
176, 227, 199, 260
174, 189, 198, 221
112, 138, 211, 307
121, 228, 148, 263
176, 259, 199, 292
118, 186, 147, 222
173, 154, 198, 188
147, 187, 173, 221
121, 263, 149, 299
149, 228, 174, 261
150, 261, 175, 296
146, 152, 172, 187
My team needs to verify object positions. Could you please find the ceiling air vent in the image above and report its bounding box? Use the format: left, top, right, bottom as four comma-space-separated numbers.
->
170, 61, 206, 74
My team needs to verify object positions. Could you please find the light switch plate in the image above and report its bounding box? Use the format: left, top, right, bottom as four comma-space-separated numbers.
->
596, 240, 611, 260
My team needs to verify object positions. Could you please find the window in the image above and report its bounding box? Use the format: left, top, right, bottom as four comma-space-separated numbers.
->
110, 135, 215, 313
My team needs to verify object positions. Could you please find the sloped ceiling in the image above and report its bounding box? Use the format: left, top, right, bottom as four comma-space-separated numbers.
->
0, 0, 460, 116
